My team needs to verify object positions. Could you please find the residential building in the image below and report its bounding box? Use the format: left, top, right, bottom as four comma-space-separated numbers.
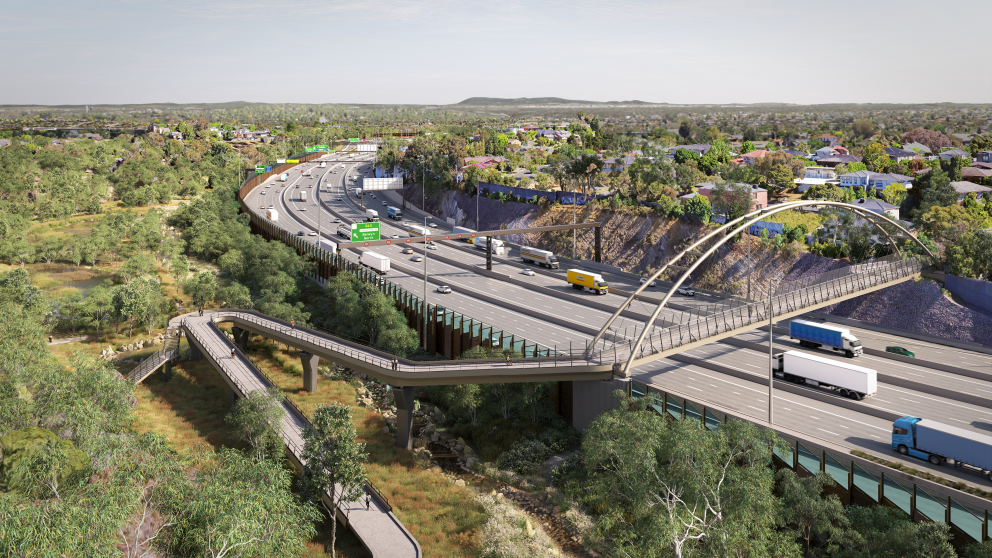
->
839, 170, 877, 189
168, 131, 183, 141
463, 156, 506, 170
804, 167, 837, 180
695, 183, 768, 209
950, 181, 992, 203
962, 167, 992, 183
884, 147, 918, 162
817, 154, 863, 168
950, 133, 975, 146
83, 133, 102, 140
815, 146, 837, 159
814, 133, 840, 146
675, 144, 711, 157
850, 197, 900, 220
679, 191, 702, 204
867, 173, 913, 191
902, 142, 932, 156
741, 149, 769, 165
0, 139, 9, 148
978, 151, 992, 164
938, 149, 971, 161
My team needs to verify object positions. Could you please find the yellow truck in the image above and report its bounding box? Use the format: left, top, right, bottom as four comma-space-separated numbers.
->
567, 269, 608, 295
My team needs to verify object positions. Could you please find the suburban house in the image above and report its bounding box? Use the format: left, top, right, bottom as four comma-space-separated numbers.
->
839, 170, 876, 189
741, 149, 769, 165
695, 182, 768, 210
867, 173, 913, 190
978, 151, 992, 164
600, 154, 636, 172
463, 156, 507, 170
675, 144, 711, 158
938, 149, 971, 161
679, 191, 703, 204
950, 133, 975, 146
950, 181, 992, 203
962, 167, 992, 183
817, 154, 863, 168
850, 197, 900, 220
902, 142, 932, 156
0, 139, 9, 148
815, 146, 837, 159
82, 133, 102, 140
884, 147, 918, 162
814, 134, 840, 146
168, 131, 183, 141
804, 167, 837, 180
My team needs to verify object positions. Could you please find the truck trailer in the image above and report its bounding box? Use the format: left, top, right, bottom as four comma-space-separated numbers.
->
278, 173, 289, 182
266, 208, 279, 221
774, 350, 876, 400
567, 269, 608, 295
408, 225, 429, 237
452, 226, 476, 243
520, 247, 559, 269
473, 236, 505, 255
892, 416, 992, 480
337, 224, 351, 238
365, 209, 379, 222
319, 162, 326, 168
361, 251, 390, 275
789, 319, 863, 357
386, 206, 403, 220
301, 191, 308, 202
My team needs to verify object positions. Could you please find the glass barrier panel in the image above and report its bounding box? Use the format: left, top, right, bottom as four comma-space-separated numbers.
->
797, 443, 821, 475
773, 440, 794, 467
631, 382, 646, 399
685, 401, 703, 423
646, 388, 665, 416
665, 394, 684, 419
851, 463, 879, 502
950, 498, 983, 543
481, 326, 491, 343
473, 323, 482, 337
882, 476, 911, 515
444, 311, 452, 326
503, 336, 513, 350
914, 486, 946, 523
492, 330, 502, 346
514, 340, 524, 354
824, 453, 850, 490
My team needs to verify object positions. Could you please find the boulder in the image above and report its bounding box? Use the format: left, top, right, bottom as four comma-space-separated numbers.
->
454, 479, 466, 487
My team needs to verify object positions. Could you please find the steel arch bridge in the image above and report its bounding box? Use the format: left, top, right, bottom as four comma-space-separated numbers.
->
586, 200, 938, 376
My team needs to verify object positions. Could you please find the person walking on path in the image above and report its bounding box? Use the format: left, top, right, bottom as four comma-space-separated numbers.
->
505, 353, 511, 367
199, 308, 203, 317
231, 348, 236, 360
49, 335, 53, 344
391, 357, 397, 371
366, 491, 370, 510
290, 320, 295, 331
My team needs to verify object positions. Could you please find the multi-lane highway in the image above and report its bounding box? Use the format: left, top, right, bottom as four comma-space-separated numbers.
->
245, 152, 992, 489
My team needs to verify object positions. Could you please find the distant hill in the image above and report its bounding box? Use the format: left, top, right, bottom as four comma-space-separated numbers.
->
454, 97, 657, 106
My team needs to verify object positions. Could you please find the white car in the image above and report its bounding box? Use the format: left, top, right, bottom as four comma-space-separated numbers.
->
391, 234, 400, 239
640, 277, 657, 287
677, 287, 696, 297
425, 242, 438, 250
268, 205, 274, 209
521, 269, 536, 276
436, 285, 452, 294
299, 207, 306, 211
411, 255, 423, 262
332, 217, 341, 223
428, 223, 437, 228
382, 201, 388, 206
402, 247, 414, 254
308, 231, 317, 236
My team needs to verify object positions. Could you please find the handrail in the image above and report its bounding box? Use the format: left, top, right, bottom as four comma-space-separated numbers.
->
127, 333, 180, 383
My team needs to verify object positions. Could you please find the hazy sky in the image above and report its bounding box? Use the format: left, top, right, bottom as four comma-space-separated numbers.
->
3, 0, 990, 106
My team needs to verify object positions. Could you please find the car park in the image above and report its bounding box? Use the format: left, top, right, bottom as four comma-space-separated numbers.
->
640, 277, 657, 287
676, 287, 695, 296
522, 269, 536, 276
886, 346, 915, 358
436, 285, 452, 294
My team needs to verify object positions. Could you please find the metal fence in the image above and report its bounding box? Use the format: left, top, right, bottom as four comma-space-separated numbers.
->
622, 255, 929, 362
629, 380, 991, 545
127, 333, 180, 383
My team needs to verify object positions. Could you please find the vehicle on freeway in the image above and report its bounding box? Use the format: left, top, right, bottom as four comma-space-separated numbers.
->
519, 247, 559, 268
278, 173, 289, 182
382, 201, 388, 206
268, 205, 274, 209
337, 225, 351, 238
260, 190, 266, 195
299, 207, 306, 211
391, 234, 400, 239
370, 194, 376, 199
886, 346, 915, 357
426, 242, 438, 250
332, 217, 341, 223
276, 190, 281, 194
402, 247, 413, 254
567, 269, 608, 295
266, 209, 278, 221
473, 236, 505, 255
361, 252, 390, 275
365, 209, 379, 222
522, 269, 536, 276
790, 319, 863, 358
452, 226, 477, 243
297, 230, 305, 236
892, 416, 992, 479
336, 197, 343, 202
408, 225, 430, 237
301, 191, 307, 202
386, 206, 403, 220
428, 223, 437, 227
640, 277, 657, 287
340, 164, 345, 168
774, 350, 876, 400
259, 204, 265, 209
308, 231, 317, 236
676, 287, 695, 296
411, 255, 423, 262
436, 285, 452, 294
319, 162, 326, 167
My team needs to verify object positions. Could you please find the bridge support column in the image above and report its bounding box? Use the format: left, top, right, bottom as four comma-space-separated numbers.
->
393, 386, 417, 450
300, 351, 320, 393
595, 226, 601, 263
232, 327, 249, 352
486, 236, 493, 271
187, 335, 202, 362
163, 360, 172, 383
229, 387, 237, 410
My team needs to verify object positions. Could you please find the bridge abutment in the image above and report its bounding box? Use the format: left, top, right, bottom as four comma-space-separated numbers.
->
393, 386, 417, 450
163, 360, 172, 382
232, 327, 249, 352
570, 377, 630, 431
300, 351, 320, 393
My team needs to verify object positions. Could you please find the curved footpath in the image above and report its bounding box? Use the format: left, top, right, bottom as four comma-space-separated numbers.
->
169, 310, 422, 558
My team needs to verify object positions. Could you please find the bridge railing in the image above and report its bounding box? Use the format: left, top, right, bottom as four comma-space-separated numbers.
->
127, 333, 180, 383
618, 255, 929, 362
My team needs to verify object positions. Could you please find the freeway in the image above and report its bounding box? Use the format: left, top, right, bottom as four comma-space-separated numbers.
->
244, 154, 992, 490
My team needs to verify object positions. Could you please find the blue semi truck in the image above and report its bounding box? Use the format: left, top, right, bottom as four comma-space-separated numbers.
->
789, 319, 863, 357
892, 416, 992, 481
386, 206, 403, 220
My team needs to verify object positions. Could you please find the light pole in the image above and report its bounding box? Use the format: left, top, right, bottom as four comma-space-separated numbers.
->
767, 272, 783, 425
423, 215, 429, 350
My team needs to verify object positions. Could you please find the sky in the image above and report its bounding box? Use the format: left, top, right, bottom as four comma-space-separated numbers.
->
2, 0, 990, 106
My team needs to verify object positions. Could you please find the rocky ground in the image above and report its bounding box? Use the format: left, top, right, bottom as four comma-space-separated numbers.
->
99, 331, 170, 363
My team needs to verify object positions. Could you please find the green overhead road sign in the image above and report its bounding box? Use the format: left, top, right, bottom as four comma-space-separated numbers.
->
305, 145, 331, 153
255, 165, 265, 173
348, 138, 360, 142
351, 222, 380, 243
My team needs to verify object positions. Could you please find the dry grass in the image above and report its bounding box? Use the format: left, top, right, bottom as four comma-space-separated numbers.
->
246, 336, 487, 558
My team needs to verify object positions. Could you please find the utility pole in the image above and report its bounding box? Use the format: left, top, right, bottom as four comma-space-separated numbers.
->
767, 273, 782, 425
423, 215, 429, 350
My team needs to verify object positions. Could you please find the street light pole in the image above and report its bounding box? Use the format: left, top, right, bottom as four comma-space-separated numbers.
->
767, 273, 782, 425
423, 215, 429, 350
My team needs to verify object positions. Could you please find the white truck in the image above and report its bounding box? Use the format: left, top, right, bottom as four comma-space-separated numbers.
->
278, 173, 289, 182
519, 246, 559, 269
303, 168, 313, 176
365, 209, 379, 222
774, 350, 877, 401
266, 208, 279, 221
317, 238, 337, 254
301, 191, 308, 202
361, 251, 390, 274
319, 162, 326, 168
473, 236, 505, 255
337, 224, 351, 238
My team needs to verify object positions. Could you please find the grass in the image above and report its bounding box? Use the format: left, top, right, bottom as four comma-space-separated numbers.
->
761, 208, 823, 232
851, 450, 992, 501
242, 334, 488, 558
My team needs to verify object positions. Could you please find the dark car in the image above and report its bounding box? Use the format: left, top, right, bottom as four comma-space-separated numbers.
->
297, 230, 305, 236
886, 346, 915, 358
